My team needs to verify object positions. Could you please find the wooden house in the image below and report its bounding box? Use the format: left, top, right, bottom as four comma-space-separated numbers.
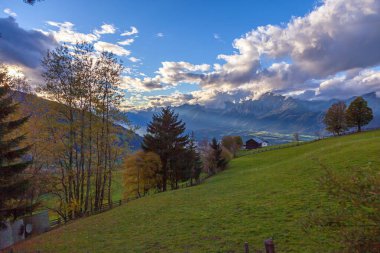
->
245, 138, 268, 149
245, 139, 261, 149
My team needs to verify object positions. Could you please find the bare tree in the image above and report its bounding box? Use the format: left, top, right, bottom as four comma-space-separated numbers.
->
41, 43, 126, 218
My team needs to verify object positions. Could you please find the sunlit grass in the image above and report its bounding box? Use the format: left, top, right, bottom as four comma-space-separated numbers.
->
15, 130, 380, 252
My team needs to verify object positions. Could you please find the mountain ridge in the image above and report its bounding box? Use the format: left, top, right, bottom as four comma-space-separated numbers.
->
126, 92, 380, 143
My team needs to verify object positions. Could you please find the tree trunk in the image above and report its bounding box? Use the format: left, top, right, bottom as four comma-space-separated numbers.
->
162, 159, 167, 192
85, 110, 92, 212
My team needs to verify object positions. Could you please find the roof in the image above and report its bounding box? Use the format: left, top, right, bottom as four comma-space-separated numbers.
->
246, 137, 267, 144
246, 138, 259, 144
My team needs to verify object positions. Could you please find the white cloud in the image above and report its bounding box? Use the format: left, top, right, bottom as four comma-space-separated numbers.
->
118, 38, 134, 46
200, 0, 380, 95
156, 32, 164, 37
127, 0, 380, 108
4, 8, 17, 17
145, 92, 194, 108
121, 76, 164, 91
121, 88, 256, 111
316, 68, 380, 99
129, 56, 140, 63
94, 24, 116, 35
121, 91, 195, 111
155, 61, 209, 84
94, 41, 131, 56
46, 21, 99, 43
120, 61, 210, 92
121, 26, 138, 36
42, 21, 138, 57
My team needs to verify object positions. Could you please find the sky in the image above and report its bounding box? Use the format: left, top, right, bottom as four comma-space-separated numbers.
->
0, 0, 380, 110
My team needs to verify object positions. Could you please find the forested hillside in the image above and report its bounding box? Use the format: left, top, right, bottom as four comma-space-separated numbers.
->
13, 91, 142, 151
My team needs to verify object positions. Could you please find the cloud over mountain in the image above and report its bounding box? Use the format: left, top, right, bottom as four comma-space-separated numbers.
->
3, 8, 17, 17
127, 0, 380, 108
120, 61, 210, 91
201, 0, 380, 94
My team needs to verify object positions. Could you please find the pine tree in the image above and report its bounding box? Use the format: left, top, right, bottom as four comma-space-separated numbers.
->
0, 78, 33, 225
346, 97, 373, 132
142, 107, 189, 191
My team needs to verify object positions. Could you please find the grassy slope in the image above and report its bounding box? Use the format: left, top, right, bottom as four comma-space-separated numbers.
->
15, 130, 380, 252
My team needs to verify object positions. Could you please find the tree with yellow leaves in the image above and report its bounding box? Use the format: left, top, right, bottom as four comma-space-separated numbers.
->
123, 151, 162, 198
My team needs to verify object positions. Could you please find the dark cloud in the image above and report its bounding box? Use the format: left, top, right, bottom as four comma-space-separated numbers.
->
0, 17, 57, 68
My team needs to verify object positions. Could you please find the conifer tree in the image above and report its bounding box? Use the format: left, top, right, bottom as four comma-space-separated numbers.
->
0, 72, 33, 225
142, 107, 188, 191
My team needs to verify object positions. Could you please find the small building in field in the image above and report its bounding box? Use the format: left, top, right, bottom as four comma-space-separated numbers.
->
245, 138, 268, 149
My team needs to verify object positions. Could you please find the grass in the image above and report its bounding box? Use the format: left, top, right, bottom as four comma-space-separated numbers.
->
37, 170, 126, 221
14, 130, 380, 252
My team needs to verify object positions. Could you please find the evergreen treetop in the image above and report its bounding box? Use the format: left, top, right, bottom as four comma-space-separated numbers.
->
142, 107, 189, 191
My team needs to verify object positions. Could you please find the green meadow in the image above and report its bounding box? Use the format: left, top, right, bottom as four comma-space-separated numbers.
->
15, 130, 380, 252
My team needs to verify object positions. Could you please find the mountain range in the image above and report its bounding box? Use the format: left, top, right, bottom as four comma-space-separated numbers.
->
126, 92, 380, 144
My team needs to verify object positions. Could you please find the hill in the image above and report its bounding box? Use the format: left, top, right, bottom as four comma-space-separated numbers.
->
12, 91, 143, 151
14, 130, 380, 252
127, 92, 380, 143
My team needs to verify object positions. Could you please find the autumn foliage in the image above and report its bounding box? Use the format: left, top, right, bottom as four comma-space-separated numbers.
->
324, 97, 373, 135
123, 151, 162, 198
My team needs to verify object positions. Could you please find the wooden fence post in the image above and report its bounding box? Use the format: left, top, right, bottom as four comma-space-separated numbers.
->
244, 242, 249, 253
264, 238, 275, 253
119, 200, 122, 206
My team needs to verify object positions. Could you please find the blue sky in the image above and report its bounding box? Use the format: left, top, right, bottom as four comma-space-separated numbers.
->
1, 0, 380, 110
1, 0, 315, 67
0, 0, 315, 74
